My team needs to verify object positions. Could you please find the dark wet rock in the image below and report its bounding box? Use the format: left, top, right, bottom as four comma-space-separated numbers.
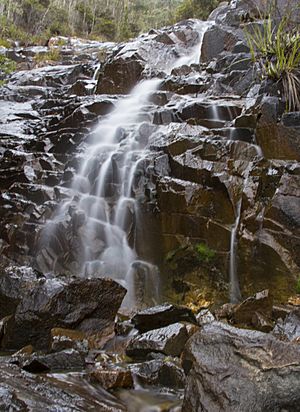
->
21, 349, 85, 373
96, 56, 145, 95
232, 289, 273, 328
126, 322, 190, 358
0, 363, 125, 411
201, 25, 243, 62
281, 112, 300, 127
251, 311, 274, 333
0, 266, 38, 319
131, 303, 196, 333
273, 308, 300, 343
1, 278, 126, 350
182, 321, 300, 412
90, 367, 133, 390
272, 304, 294, 321
256, 96, 300, 160
131, 358, 186, 389
234, 113, 257, 128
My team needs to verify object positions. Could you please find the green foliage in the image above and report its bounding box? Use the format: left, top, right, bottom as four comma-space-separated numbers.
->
175, 0, 220, 21
296, 278, 300, 294
245, 14, 300, 111
0, 54, 16, 75
0, 0, 220, 43
94, 18, 117, 41
0, 38, 10, 47
194, 243, 216, 263
0, 15, 29, 43
34, 47, 60, 63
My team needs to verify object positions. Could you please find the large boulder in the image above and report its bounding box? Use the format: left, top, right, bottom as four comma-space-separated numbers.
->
182, 321, 300, 412
0, 276, 126, 350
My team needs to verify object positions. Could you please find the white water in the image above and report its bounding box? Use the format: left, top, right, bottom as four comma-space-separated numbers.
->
229, 199, 242, 303
39, 22, 210, 310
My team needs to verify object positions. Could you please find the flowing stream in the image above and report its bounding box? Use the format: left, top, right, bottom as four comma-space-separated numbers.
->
39, 22, 211, 310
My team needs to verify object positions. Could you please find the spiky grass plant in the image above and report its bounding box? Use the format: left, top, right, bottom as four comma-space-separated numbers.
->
245, 15, 300, 111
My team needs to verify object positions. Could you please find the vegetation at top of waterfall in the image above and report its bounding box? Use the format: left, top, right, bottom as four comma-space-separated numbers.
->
245, 11, 300, 112
0, 0, 220, 45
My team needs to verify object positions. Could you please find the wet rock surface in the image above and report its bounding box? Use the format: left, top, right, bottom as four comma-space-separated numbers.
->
0, 362, 125, 411
0, 0, 300, 410
126, 322, 190, 358
131, 303, 197, 332
0, 274, 126, 350
182, 321, 300, 412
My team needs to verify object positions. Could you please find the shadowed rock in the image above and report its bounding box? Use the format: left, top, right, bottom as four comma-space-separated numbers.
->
0, 276, 126, 350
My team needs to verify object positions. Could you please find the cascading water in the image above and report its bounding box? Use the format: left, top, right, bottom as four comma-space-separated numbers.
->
229, 199, 242, 303
38, 21, 211, 310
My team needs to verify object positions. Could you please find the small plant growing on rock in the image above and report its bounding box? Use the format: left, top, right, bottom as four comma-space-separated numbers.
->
35, 48, 61, 64
0, 55, 16, 85
245, 13, 300, 111
195, 243, 216, 264
296, 277, 300, 294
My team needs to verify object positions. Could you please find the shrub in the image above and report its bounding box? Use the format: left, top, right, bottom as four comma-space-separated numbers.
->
245, 14, 300, 111
195, 243, 216, 263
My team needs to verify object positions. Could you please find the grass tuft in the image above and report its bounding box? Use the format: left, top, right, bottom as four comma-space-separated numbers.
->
245, 14, 300, 111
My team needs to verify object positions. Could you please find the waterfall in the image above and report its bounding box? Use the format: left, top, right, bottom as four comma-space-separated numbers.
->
229, 199, 242, 304
38, 21, 211, 310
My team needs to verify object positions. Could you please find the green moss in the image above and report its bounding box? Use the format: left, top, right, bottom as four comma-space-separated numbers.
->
195, 243, 216, 263
296, 278, 300, 294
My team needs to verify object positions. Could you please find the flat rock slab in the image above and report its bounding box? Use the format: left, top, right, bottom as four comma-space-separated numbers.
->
182, 321, 300, 412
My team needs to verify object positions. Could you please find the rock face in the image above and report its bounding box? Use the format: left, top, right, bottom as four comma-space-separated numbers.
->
0, 275, 126, 350
182, 321, 300, 412
0, 0, 299, 346
96, 20, 201, 95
